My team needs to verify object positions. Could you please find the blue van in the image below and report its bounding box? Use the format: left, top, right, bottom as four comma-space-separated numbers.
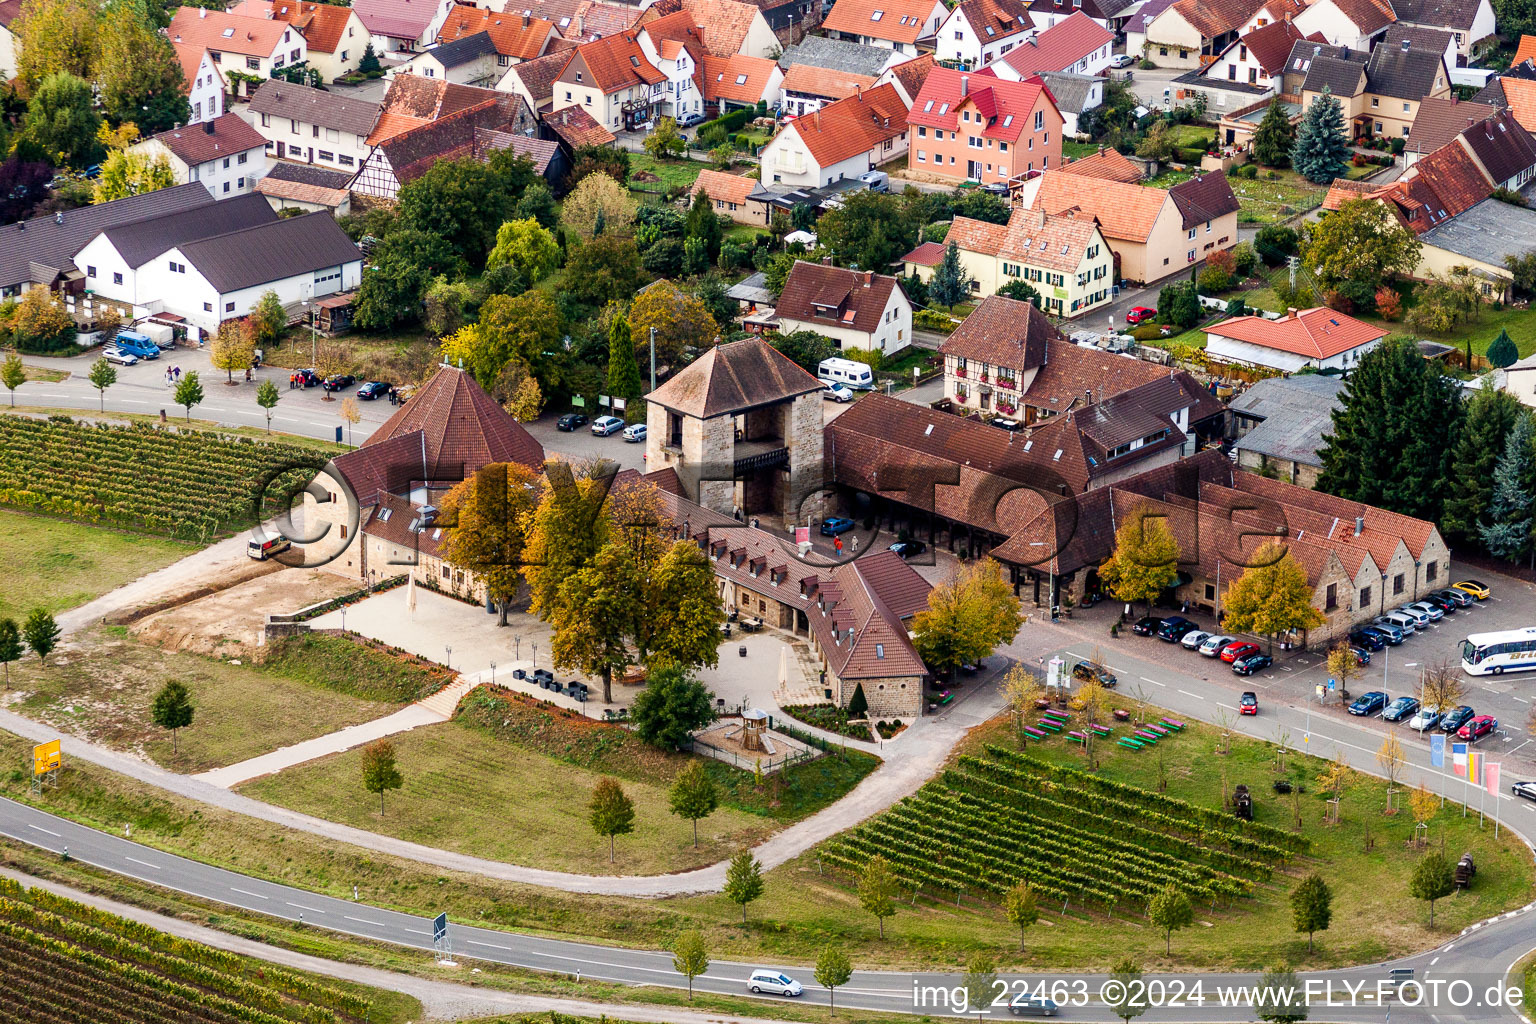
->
114, 330, 161, 359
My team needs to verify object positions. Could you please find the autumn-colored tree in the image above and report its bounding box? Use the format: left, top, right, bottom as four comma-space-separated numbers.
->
95, 9, 188, 133
507, 375, 542, 422
10, 287, 74, 348
589, 776, 635, 862
1002, 663, 1046, 745
13, 0, 97, 93
1220, 541, 1325, 652
438, 461, 541, 626
360, 738, 403, 815
209, 320, 255, 384
912, 559, 1026, 680
1375, 287, 1402, 320
1376, 733, 1406, 812
1325, 642, 1361, 705
93, 148, 176, 203
561, 171, 637, 240
628, 279, 720, 371
1098, 504, 1181, 615
485, 217, 561, 285
1421, 658, 1466, 718
1409, 782, 1437, 848
338, 395, 361, 445
438, 291, 563, 390
523, 461, 620, 616
1317, 755, 1349, 824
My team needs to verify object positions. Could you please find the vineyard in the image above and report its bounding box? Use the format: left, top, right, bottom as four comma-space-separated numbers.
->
0, 876, 371, 1024
821, 745, 1310, 913
0, 416, 326, 540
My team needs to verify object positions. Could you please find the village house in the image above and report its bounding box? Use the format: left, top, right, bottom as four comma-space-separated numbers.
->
934, 0, 1036, 70
353, 79, 533, 199
1228, 373, 1346, 488
1038, 72, 1100, 137
1416, 198, 1536, 303
394, 32, 504, 85
759, 82, 908, 187
1126, 0, 1266, 70
254, 162, 355, 216
985, 11, 1114, 80
230, 0, 370, 80
777, 37, 895, 115
542, 103, 618, 155
775, 260, 913, 355
352, 0, 454, 54
902, 206, 1114, 317
1013, 169, 1239, 284
701, 54, 784, 112
1404, 95, 1498, 166
168, 6, 308, 98
500, 49, 575, 112
691, 169, 772, 225
553, 31, 666, 132
1197, 18, 1315, 96
128, 115, 270, 200
636, 8, 707, 122
172, 47, 226, 125
1059, 144, 1143, 181
1292, 0, 1395, 51
435, 5, 562, 64
1027, 0, 1116, 31
906, 67, 1063, 186
245, 81, 382, 172
1392, 0, 1495, 66
877, 52, 936, 105
820, 0, 949, 54
643, 0, 782, 58
1206, 305, 1389, 372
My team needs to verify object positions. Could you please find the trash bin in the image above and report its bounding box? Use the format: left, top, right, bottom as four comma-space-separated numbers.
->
739, 645, 747, 657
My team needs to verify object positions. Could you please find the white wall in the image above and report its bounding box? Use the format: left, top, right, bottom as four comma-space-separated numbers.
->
778, 285, 912, 354
1293, 1, 1374, 49
936, 7, 1027, 70
139, 245, 362, 335
1204, 40, 1280, 91
245, 108, 372, 172
1205, 330, 1383, 372
761, 126, 907, 186
75, 234, 142, 307
188, 51, 225, 124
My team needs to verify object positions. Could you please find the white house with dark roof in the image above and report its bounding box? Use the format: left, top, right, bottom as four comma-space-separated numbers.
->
129, 114, 270, 199
775, 259, 913, 354
244, 80, 383, 172
393, 31, 502, 85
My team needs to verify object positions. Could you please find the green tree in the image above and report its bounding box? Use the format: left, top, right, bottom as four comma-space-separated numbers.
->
643, 115, 686, 158
1317, 336, 1464, 522
1292, 89, 1350, 184
1135, 120, 1177, 162
96, 12, 188, 133
1220, 541, 1326, 652
486, 217, 561, 285
771, 329, 837, 372
723, 849, 765, 921
566, 236, 646, 309
1106, 959, 1148, 1024
563, 171, 638, 240
912, 559, 1025, 680
1157, 279, 1201, 329
1004, 881, 1039, 952
397, 155, 533, 266
515, 181, 559, 229
255, 378, 280, 433
671, 930, 709, 1001
21, 607, 58, 666
817, 190, 921, 272
439, 290, 563, 390
92, 148, 175, 202
1289, 873, 1332, 953
1408, 851, 1455, 925
10, 287, 74, 348
358, 41, 381, 73
0, 619, 23, 688
173, 369, 203, 422
1098, 506, 1181, 615
359, 737, 403, 814
858, 854, 898, 938
23, 71, 101, 168
630, 663, 717, 750
1148, 883, 1193, 954
1304, 198, 1420, 302
250, 290, 287, 347
566, 145, 631, 189
996, 279, 1042, 305
847, 682, 868, 720
0, 354, 24, 407
1252, 98, 1296, 168
961, 952, 996, 1022
685, 191, 723, 262
1256, 968, 1309, 1023
13, 0, 97, 92
150, 678, 194, 753
1442, 387, 1523, 545
549, 541, 638, 704
929, 241, 973, 310
682, 235, 709, 276
1488, 328, 1519, 368
354, 230, 463, 330
438, 462, 542, 626
1479, 411, 1536, 562
952, 188, 1010, 224
589, 776, 636, 862
86, 355, 115, 411
608, 313, 643, 406
814, 945, 853, 1016
669, 759, 720, 847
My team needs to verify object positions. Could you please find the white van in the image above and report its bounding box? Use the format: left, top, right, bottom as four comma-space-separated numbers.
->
818, 357, 874, 391
248, 534, 291, 560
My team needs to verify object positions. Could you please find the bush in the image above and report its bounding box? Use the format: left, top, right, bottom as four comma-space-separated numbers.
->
914, 308, 959, 333
1238, 163, 1258, 178
1375, 287, 1402, 320
1231, 241, 1258, 276
1254, 224, 1298, 265
1176, 146, 1206, 164
1390, 137, 1406, 155
1266, 170, 1281, 180
1129, 324, 1165, 341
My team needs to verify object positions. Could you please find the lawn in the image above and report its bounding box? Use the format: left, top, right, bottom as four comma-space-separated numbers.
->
628, 152, 705, 192
1227, 165, 1380, 224
10, 627, 400, 773
0, 510, 194, 623
1063, 139, 1101, 161
261, 328, 439, 386
1354, 303, 1536, 364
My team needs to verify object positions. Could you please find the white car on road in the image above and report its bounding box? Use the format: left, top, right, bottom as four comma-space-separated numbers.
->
748, 970, 803, 996
1199, 634, 1235, 657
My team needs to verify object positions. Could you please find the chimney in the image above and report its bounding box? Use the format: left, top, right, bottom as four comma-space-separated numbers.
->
1098, 143, 1105, 155
576, 14, 584, 32
822, 255, 833, 265
961, 74, 969, 96
855, 83, 862, 101
1354, 515, 1364, 536
1286, 306, 1297, 319
862, 270, 873, 286
204, 119, 216, 134
522, 11, 529, 25
55, 211, 62, 224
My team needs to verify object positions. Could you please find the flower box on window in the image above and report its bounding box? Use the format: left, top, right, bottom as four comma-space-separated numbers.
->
996, 400, 1017, 415
996, 377, 1016, 390
954, 366, 967, 378
979, 372, 990, 382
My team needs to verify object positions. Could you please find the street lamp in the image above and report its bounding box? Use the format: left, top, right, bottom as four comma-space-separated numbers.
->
301, 284, 317, 365
490, 661, 496, 685
445, 645, 452, 669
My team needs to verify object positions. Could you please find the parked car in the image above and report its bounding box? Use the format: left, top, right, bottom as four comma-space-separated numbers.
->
293, 368, 321, 387
1382, 696, 1421, 723
889, 540, 926, 558
1440, 705, 1476, 734
1072, 660, 1117, 688
320, 373, 355, 392
1408, 705, 1443, 732
1434, 587, 1475, 609
820, 516, 855, 536
1405, 601, 1444, 622
822, 383, 854, 402
1349, 691, 1390, 716
1394, 605, 1431, 628
1156, 615, 1197, 642
1199, 634, 1236, 656
1349, 645, 1372, 666
113, 331, 161, 360
1419, 593, 1456, 615
1452, 580, 1491, 600
678, 111, 706, 127
1110, 53, 1135, 67
1367, 619, 1406, 643
1459, 715, 1499, 741
1239, 691, 1259, 715
622, 423, 647, 442
1008, 994, 1059, 1017
1511, 781, 1536, 802
1131, 616, 1163, 636
591, 415, 625, 436
1376, 612, 1416, 635
1181, 629, 1213, 650
747, 970, 803, 997
1232, 652, 1272, 676
1220, 641, 1260, 663
556, 412, 589, 431
1126, 306, 1157, 324
1349, 628, 1385, 651
101, 346, 139, 366
356, 381, 391, 400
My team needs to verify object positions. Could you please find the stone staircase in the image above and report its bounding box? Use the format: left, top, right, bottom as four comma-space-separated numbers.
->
416, 678, 478, 719
773, 638, 827, 707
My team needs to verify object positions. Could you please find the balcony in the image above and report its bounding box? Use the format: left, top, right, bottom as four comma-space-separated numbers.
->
734, 437, 788, 474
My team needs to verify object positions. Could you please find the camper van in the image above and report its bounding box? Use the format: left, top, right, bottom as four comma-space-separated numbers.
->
817, 357, 874, 391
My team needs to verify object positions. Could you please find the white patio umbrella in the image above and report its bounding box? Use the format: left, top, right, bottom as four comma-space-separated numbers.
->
406, 571, 417, 614
778, 644, 789, 688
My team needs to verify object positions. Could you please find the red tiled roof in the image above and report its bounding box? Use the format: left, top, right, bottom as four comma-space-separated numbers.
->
1515, 34, 1536, 67
544, 104, 617, 147
884, 53, 934, 101
1402, 137, 1493, 226
776, 261, 905, 337
436, 5, 560, 59
1326, 0, 1397, 35
230, 0, 358, 54
146, 113, 267, 167
776, 82, 907, 168
901, 240, 947, 266
949, 0, 1034, 45
781, 63, 878, 101
908, 66, 1050, 141
650, 0, 763, 56
822, 0, 940, 45
999, 12, 1113, 76
508, 49, 573, 106
1060, 146, 1142, 183
945, 206, 1101, 272
1237, 18, 1307, 75
1208, 306, 1388, 359
1406, 95, 1498, 156
1502, 77, 1536, 135
939, 294, 1062, 369
365, 365, 544, 478
701, 53, 779, 104
360, 492, 447, 559
1164, 0, 1268, 40
691, 169, 759, 206
1026, 170, 1171, 243
568, 30, 665, 93
168, 7, 291, 57
1021, 339, 1172, 411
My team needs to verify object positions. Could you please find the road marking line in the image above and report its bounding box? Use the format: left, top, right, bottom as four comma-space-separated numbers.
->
286, 902, 325, 914
1140, 676, 1166, 687
343, 915, 381, 925
1509, 740, 1530, 757
470, 940, 513, 950
124, 856, 159, 870
26, 823, 61, 837
1178, 689, 1202, 699
1514, 696, 1530, 704
230, 888, 269, 900
1430, 957, 1440, 966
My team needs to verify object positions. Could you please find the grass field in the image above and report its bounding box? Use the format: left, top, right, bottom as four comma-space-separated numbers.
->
0, 510, 194, 623
1063, 140, 1101, 161
11, 627, 399, 772
629, 153, 706, 192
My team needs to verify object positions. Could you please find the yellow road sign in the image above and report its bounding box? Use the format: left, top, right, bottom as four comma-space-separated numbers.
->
33, 740, 60, 776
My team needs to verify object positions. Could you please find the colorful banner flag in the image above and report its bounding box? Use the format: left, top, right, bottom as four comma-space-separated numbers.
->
1430, 733, 1445, 767
1453, 742, 1468, 776
1468, 750, 1484, 786
1487, 762, 1502, 797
